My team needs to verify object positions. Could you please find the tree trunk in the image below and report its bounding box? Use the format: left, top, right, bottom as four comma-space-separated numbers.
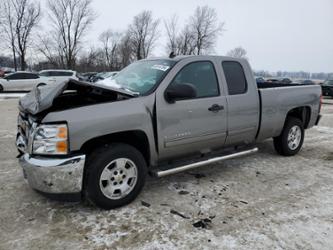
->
20, 54, 26, 71
12, 45, 17, 71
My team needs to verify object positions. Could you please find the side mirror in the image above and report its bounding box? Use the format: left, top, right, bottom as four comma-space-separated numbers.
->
165, 83, 197, 103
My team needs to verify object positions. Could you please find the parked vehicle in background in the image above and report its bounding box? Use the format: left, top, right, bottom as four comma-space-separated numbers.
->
321, 80, 333, 97
280, 78, 292, 84
255, 77, 265, 84
17, 55, 322, 209
91, 71, 118, 82
0, 72, 51, 92
0, 69, 15, 77
79, 72, 97, 82
39, 70, 78, 85
266, 77, 292, 84
294, 79, 315, 85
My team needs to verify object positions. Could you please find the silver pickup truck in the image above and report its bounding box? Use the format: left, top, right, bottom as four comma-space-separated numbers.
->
16, 56, 322, 209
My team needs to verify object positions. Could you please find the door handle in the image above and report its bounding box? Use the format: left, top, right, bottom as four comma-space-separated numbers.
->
208, 104, 224, 112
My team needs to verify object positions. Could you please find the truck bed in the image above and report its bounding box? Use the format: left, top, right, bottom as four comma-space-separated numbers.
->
256, 84, 321, 141
257, 82, 311, 89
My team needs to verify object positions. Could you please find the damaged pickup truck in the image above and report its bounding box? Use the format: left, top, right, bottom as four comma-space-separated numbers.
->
16, 56, 322, 209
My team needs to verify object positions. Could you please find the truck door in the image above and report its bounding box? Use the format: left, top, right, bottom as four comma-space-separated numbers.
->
220, 60, 260, 145
156, 60, 228, 161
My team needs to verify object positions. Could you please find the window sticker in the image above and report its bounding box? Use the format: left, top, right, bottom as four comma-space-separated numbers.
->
151, 65, 170, 71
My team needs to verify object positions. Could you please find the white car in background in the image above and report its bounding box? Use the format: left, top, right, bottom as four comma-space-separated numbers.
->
39, 70, 78, 84
0, 72, 51, 92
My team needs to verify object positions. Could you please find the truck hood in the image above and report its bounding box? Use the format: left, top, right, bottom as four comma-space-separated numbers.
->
19, 79, 136, 115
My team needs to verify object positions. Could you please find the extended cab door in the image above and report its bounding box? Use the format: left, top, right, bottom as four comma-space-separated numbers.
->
155, 58, 228, 161
219, 59, 260, 145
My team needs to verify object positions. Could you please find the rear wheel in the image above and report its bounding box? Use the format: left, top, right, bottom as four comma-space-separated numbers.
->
85, 143, 147, 209
0, 85, 3, 92
273, 117, 304, 156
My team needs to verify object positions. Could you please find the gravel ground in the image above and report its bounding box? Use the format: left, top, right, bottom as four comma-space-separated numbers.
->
0, 98, 332, 250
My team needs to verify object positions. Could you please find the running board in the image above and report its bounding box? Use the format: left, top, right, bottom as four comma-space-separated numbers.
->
154, 147, 258, 178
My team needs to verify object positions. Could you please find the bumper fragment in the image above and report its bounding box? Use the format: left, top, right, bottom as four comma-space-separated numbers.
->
19, 153, 86, 194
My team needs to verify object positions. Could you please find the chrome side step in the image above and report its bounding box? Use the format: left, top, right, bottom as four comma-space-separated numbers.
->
154, 147, 258, 178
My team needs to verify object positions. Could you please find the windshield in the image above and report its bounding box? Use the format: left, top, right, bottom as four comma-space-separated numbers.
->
98, 59, 176, 95
324, 80, 333, 85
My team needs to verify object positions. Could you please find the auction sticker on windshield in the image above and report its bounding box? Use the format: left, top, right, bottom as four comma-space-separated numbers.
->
151, 65, 170, 71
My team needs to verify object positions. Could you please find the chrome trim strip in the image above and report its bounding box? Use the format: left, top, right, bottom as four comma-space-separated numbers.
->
155, 147, 258, 177
165, 131, 227, 148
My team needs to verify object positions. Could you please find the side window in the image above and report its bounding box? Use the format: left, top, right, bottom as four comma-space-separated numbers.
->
222, 61, 247, 95
22, 73, 39, 79
170, 61, 219, 98
7, 73, 22, 80
51, 71, 73, 76
39, 71, 50, 77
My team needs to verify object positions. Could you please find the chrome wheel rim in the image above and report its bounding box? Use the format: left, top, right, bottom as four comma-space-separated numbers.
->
99, 158, 138, 200
287, 125, 302, 150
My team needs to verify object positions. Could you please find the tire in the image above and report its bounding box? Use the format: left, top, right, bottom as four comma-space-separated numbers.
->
0, 85, 3, 92
84, 143, 147, 209
273, 117, 304, 156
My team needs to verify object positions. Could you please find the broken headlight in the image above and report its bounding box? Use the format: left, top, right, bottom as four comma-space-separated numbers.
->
32, 124, 68, 155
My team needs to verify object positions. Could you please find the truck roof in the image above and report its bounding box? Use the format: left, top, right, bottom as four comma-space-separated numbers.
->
143, 55, 245, 62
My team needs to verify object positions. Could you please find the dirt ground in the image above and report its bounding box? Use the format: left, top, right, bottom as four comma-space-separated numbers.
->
0, 98, 332, 250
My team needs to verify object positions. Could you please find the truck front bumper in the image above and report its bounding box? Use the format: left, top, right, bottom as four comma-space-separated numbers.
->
19, 153, 86, 200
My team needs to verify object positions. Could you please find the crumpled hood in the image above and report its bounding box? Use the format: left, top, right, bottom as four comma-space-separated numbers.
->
19, 79, 135, 115
19, 81, 68, 115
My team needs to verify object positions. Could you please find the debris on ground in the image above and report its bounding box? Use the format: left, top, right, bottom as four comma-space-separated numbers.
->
170, 209, 189, 219
178, 190, 189, 195
239, 200, 248, 204
190, 173, 206, 179
141, 201, 151, 207
192, 218, 213, 229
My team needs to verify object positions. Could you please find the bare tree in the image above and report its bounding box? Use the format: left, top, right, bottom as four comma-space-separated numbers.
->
118, 31, 134, 67
164, 15, 196, 55
99, 30, 122, 70
37, 35, 65, 67
227, 46, 248, 60
46, 0, 95, 69
0, 0, 40, 70
1, 0, 18, 70
164, 14, 178, 53
128, 10, 160, 60
189, 6, 224, 55
14, 0, 40, 70
165, 7, 224, 56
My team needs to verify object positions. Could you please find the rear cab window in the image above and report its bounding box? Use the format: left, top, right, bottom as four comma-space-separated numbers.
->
222, 61, 248, 95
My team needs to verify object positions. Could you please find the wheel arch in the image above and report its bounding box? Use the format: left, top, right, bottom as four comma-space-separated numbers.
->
285, 106, 311, 129
80, 130, 151, 166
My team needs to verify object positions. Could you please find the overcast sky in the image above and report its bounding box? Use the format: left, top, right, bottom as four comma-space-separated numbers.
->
85, 0, 333, 72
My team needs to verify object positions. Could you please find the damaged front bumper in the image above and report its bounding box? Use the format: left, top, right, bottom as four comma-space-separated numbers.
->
19, 153, 85, 200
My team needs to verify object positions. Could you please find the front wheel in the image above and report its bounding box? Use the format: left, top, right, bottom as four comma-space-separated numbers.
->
0, 85, 3, 92
85, 143, 147, 209
273, 117, 304, 156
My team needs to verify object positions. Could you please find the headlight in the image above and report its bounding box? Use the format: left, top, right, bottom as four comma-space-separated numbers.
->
32, 124, 68, 155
